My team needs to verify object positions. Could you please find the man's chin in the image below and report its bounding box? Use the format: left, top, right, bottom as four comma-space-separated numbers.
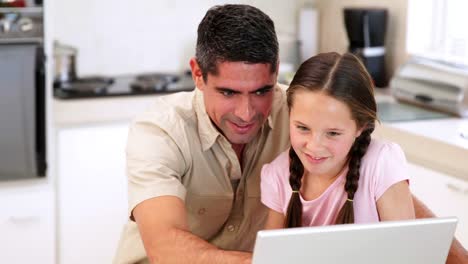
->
220, 122, 262, 144
225, 132, 257, 145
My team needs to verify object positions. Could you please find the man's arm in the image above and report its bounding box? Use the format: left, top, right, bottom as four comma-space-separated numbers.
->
133, 195, 251, 264
412, 195, 468, 263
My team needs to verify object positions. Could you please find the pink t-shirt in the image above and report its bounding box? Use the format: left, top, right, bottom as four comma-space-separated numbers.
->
260, 138, 409, 226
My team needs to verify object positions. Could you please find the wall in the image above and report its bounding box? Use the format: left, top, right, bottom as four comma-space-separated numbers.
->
315, 0, 408, 81
53, 0, 304, 76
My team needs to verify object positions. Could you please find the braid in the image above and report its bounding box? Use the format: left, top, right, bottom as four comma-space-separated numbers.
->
285, 148, 304, 228
335, 127, 373, 224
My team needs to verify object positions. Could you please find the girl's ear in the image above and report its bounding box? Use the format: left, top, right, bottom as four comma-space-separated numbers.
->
355, 124, 366, 138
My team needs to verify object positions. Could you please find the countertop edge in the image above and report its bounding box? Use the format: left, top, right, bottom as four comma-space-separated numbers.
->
374, 123, 468, 182
52, 96, 468, 182
52, 96, 159, 127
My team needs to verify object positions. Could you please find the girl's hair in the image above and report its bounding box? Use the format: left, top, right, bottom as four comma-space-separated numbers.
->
284, 52, 377, 228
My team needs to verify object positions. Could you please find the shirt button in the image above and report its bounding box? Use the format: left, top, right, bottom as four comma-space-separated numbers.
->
198, 208, 206, 215
227, 224, 236, 232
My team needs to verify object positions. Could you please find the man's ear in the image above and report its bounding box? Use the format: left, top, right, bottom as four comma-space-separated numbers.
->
275, 60, 280, 75
189, 57, 205, 91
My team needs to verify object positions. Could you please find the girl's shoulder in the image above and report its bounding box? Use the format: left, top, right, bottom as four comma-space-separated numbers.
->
364, 138, 405, 161
261, 149, 290, 180
361, 138, 407, 172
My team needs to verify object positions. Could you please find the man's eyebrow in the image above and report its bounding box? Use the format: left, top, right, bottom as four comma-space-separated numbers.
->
214, 85, 274, 94
215, 87, 241, 94
250, 85, 274, 94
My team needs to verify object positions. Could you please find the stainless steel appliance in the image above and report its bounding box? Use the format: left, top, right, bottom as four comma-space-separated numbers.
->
344, 8, 388, 87
54, 71, 195, 99
0, 3, 46, 181
391, 58, 468, 117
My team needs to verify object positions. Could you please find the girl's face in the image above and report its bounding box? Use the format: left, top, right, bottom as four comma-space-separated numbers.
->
289, 90, 364, 179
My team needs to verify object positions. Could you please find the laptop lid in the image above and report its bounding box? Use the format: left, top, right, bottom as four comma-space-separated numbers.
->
252, 217, 457, 264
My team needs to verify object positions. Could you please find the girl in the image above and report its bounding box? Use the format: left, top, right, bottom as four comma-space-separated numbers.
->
261, 52, 415, 228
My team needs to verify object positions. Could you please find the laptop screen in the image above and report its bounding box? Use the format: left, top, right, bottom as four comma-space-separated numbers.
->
252, 217, 457, 264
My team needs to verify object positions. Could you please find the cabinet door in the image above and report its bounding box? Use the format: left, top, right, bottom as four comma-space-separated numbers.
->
408, 163, 468, 247
57, 122, 129, 264
0, 182, 55, 264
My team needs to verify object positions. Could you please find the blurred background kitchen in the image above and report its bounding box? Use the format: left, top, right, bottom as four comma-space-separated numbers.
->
1, 0, 467, 263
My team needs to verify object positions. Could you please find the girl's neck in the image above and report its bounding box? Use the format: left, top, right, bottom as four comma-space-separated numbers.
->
300, 160, 348, 201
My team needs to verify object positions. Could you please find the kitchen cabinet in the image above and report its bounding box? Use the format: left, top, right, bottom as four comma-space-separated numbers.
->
408, 163, 468, 247
56, 122, 129, 264
0, 181, 55, 264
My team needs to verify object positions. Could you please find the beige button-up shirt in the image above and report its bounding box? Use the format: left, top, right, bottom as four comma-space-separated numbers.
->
114, 85, 290, 264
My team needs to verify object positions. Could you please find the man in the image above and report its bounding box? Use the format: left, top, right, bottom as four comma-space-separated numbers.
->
114, 4, 467, 264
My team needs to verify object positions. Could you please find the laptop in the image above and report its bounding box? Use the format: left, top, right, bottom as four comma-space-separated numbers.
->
252, 217, 457, 264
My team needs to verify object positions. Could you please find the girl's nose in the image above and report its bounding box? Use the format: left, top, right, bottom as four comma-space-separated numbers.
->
305, 133, 323, 150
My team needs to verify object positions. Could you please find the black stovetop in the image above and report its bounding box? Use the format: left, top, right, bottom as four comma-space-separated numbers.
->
53, 72, 195, 99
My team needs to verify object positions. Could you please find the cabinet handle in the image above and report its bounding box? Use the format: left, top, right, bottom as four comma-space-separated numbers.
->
446, 183, 462, 192
446, 183, 468, 196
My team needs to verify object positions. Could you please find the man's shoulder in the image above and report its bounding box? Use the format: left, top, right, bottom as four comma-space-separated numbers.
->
132, 91, 196, 129
268, 83, 290, 131
276, 82, 288, 91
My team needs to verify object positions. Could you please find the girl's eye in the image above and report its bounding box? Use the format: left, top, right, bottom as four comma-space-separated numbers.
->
297, 125, 309, 131
327, 131, 341, 137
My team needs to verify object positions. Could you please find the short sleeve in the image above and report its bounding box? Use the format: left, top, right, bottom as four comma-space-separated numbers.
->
260, 162, 284, 213
126, 120, 187, 220
371, 142, 410, 200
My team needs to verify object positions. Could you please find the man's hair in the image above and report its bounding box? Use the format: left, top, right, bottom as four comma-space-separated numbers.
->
196, 4, 279, 81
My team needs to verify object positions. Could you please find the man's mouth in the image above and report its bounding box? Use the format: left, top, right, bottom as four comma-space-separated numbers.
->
229, 121, 255, 134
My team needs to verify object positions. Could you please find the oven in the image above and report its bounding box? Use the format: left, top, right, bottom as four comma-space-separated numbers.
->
0, 2, 46, 181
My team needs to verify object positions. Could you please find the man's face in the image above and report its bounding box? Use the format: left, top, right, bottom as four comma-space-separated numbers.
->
190, 59, 277, 145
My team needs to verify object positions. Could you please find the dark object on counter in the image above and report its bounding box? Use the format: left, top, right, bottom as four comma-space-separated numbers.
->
54, 71, 195, 99
344, 8, 387, 87
54, 76, 113, 96
130, 73, 179, 92
53, 41, 78, 84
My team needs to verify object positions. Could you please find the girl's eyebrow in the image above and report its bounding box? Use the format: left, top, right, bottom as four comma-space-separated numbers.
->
292, 120, 308, 126
327, 128, 345, 131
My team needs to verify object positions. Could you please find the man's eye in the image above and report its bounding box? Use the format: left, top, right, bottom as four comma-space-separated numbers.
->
221, 91, 235, 97
255, 88, 271, 96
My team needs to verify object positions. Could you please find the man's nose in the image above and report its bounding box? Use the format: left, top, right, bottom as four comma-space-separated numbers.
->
234, 96, 255, 122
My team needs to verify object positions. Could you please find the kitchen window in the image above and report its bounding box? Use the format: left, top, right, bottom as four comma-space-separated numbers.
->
407, 0, 468, 67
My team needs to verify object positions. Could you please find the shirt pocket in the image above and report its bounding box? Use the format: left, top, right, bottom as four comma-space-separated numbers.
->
185, 192, 233, 240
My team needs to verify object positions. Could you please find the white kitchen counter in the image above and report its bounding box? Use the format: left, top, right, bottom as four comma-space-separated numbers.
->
52, 92, 468, 182
53, 95, 161, 127
389, 118, 468, 150
374, 120, 468, 182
